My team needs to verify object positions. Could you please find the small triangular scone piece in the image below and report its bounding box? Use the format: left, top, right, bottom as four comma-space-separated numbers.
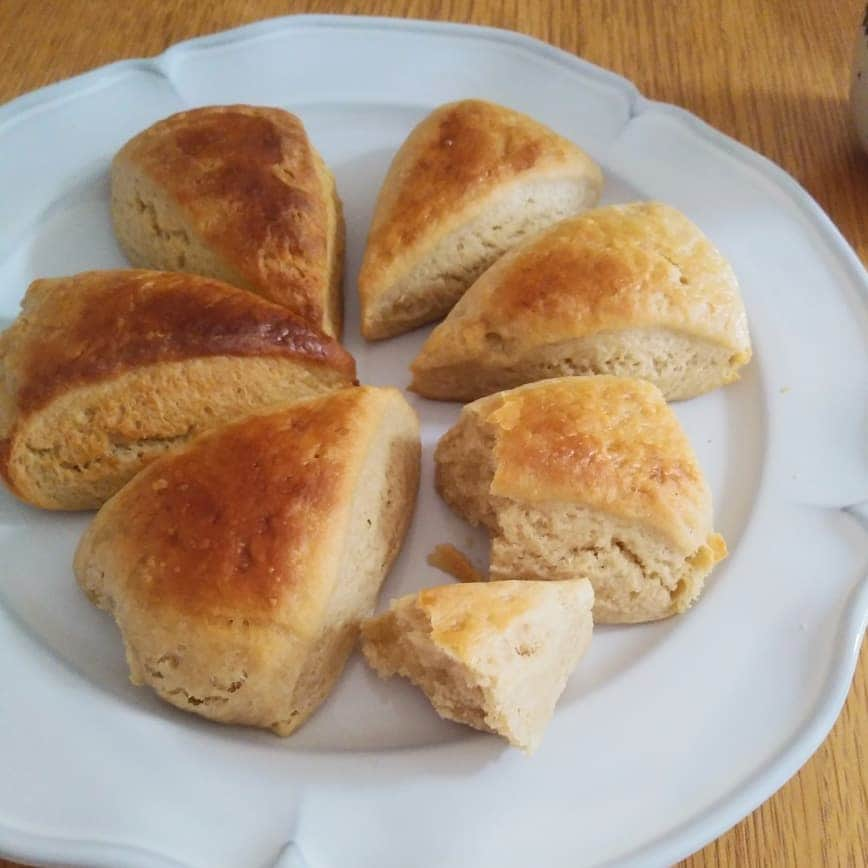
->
112, 105, 344, 337
0, 270, 356, 510
435, 376, 727, 624
74, 387, 421, 736
411, 202, 752, 401
359, 99, 603, 340
361, 579, 593, 753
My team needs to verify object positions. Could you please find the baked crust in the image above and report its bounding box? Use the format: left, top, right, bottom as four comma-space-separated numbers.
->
411, 202, 751, 399
433, 376, 727, 622
77, 388, 384, 624
411, 580, 588, 659
112, 105, 343, 336
74, 387, 421, 733
359, 99, 603, 337
0, 270, 356, 508
437, 376, 713, 554
2, 270, 354, 417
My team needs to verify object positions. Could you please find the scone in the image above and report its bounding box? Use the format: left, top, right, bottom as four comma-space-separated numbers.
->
361, 578, 593, 753
359, 99, 603, 340
0, 270, 356, 510
74, 387, 421, 736
411, 202, 752, 401
112, 105, 344, 337
435, 376, 727, 623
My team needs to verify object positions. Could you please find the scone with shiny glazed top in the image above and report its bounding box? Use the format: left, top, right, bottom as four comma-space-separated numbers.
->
74, 386, 421, 736
112, 105, 344, 337
411, 202, 752, 401
361, 578, 593, 753
435, 376, 727, 623
359, 99, 603, 339
0, 270, 356, 510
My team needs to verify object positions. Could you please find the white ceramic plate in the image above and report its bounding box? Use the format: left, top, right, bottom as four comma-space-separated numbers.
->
1, 15, 866, 868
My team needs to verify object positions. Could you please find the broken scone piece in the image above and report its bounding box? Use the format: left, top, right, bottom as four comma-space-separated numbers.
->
359, 99, 603, 339
361, 578, 594, 753
435, 376, 727, 623
411, 202, 752, 401
112, 105, 344, 337
426, 543, 485, 583
75, 386, 420, 735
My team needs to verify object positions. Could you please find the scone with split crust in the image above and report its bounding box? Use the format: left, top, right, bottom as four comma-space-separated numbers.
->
74, 386, 421, 736
411, 202, 751, 401
359, 99, 603, 339
112, 105, 344, 337
0, 270, 356, 510
435, 376, 727, 623
361, 578, 593, 753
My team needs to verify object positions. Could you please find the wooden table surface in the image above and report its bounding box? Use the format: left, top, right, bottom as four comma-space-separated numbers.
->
0, 1, 865, 866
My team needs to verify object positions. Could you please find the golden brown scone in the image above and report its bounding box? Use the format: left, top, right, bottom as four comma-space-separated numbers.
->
359, 99, 603, 340
411, 202, 752, 401
112, 105, 344, 337
435, 376, 727, 624
74, 386, 421, 736
0, 270, 356, 510
361, 578, 593, 753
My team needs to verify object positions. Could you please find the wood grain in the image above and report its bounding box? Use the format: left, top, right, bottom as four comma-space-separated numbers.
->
0, 2, 865, 866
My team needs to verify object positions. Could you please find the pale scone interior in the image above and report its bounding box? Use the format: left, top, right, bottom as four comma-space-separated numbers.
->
411, 327, 746, 403
361, 579, 594, 753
